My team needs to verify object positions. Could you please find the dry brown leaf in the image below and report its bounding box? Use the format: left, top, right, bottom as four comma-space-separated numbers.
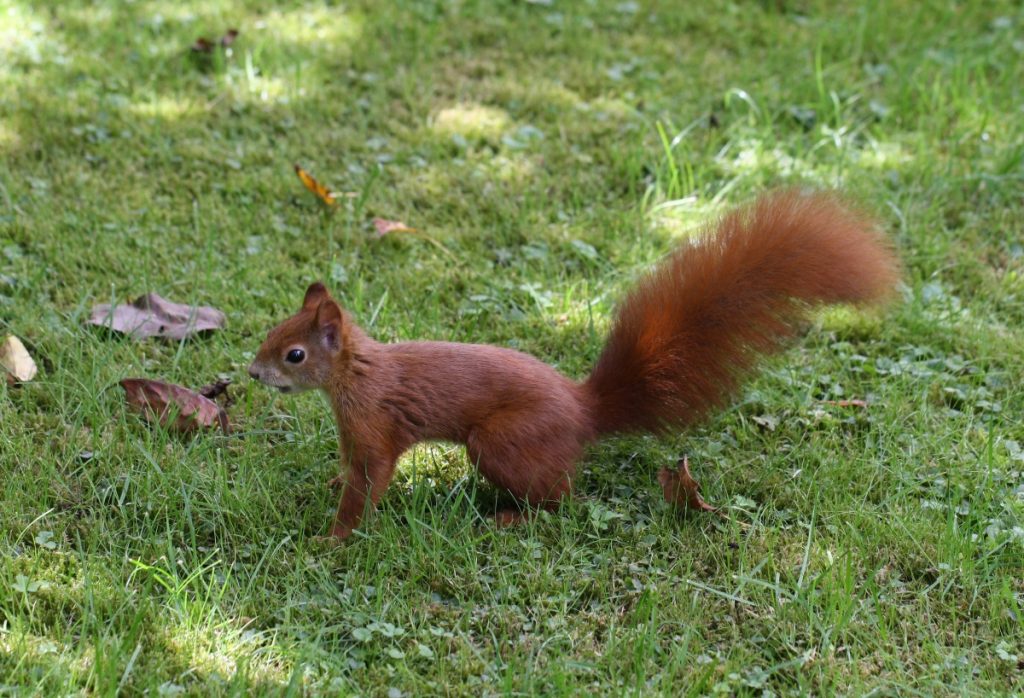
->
1, 335, 37, 384
90, 293, 225, 340
120, 378, 229, 434
198, 378, 233, 406
220, 28, 239, 48
372, 218, 417, 236
190, 37, 215, 53
294, 163, 338, 206
658, 455, 718, 514
191, 29, 238, 53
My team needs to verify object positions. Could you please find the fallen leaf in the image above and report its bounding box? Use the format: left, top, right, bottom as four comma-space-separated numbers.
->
372, 218, 417, 236
90, 293, 225, 340
369, 217, 459, 263
220, 28, 239, 48
191, 29, 238, 53
1, 335, 38, 384
294, 163, 337, 206
120, 379, 229, 434
199, 378, 232, 402
658, 456, 718, 514
822, 399, 869, 408
190, 37, 215, 53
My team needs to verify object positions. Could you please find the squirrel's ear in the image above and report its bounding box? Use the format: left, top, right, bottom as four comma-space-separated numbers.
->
302, 281, 329, 310
315, 298, 343, 353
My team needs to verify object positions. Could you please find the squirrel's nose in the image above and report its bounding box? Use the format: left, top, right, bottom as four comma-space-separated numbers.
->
248, 365, 260, 380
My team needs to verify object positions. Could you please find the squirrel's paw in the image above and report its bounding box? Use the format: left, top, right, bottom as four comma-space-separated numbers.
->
312, 524, 354, 545
326, 474, 346, 490
493, 509, 526, 528
312, 535, 345, 547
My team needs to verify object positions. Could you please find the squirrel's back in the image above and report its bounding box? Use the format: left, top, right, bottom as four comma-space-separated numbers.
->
585, 189, 900, 435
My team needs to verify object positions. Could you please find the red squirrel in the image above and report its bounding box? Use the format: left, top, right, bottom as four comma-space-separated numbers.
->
249, 190, 900, 539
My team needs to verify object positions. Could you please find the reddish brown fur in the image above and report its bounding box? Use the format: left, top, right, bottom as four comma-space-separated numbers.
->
249, 190, 900, 539
586, 189, 900, 434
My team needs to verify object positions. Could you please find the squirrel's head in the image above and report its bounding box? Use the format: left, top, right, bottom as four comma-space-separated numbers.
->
248, 281, 345, 394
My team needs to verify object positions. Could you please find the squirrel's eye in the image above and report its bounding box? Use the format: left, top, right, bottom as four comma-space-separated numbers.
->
285, 349, 306, 364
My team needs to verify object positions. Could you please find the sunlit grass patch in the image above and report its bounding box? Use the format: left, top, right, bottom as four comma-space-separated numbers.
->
256, 5, 363, 48
430, 103, 512, 142
0, 119, 21, 154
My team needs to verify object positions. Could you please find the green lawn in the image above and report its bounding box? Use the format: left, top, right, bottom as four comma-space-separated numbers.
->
2, 0, 1023, 695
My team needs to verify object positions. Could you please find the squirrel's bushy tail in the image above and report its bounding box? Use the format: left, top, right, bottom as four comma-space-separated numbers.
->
584, 190, 900, 435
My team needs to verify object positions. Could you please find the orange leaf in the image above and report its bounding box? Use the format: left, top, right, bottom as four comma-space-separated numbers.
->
120, 379, 229, 434
658, 456, 718, 514
373, 218, 417, 236
294, 164, 337, 206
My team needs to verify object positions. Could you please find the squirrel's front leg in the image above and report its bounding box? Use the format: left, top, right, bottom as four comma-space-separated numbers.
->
328, 448, 398, 539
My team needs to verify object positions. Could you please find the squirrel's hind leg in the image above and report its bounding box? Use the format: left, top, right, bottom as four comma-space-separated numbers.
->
466, 424, 581, 523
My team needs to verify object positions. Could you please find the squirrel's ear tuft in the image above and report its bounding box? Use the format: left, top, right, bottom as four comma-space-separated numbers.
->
302, 281, 329, 310
315, 298, 343, 353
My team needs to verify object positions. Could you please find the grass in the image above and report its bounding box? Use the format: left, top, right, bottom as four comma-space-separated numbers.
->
1, 0, 1023, 694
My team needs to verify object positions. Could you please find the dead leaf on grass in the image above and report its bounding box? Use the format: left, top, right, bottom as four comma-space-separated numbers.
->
1, 335, 38, 384
191, 29, 239, 53
372, 218, 417, 236
220, 29, 239, 48
659, 455, 718, 514
191, 37, 216, 53
294, 163, 338, 207
370, 217, 459, 263
90, 293, 225, 340
198, 377, 232, 404
120, 378, 229, 434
